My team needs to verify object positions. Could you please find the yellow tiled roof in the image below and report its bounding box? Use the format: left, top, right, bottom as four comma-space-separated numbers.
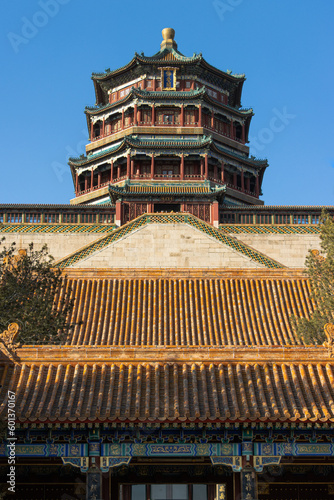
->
1, 362, 333, 423
61, 274, 311, 347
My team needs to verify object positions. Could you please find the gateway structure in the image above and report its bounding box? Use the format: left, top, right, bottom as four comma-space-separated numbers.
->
0, 29, 334, 500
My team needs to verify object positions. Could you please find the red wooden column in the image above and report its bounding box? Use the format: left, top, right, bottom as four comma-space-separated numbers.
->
211, 200, 219, 228
121, 109, 125, 129
221, 160, 225, 183
110, 160, 114, 183
102, 118, 105, 137
233, 172, 237, 188
198, 105, 202, 127
242, 123, 246, 143
241, 170, 245, 192
90, 121, 94, 141
180, 154, 184, 180
255, 175, 260, 197
127, 154, 131, 178
151, 104, 155, 125
246, 176, 251, 193
180, 105, 184, 126
200, 157, 204, 177
75, 172, 78, 195
117, 164, 121, 179
133, 104, 138, 126
211, 110, 215, 129
147, 202, 154, 213
130, 159, 134, 178
204, 154, 208, 179
153, 78, 157, 91
90, 169, 94, 190
98, 172, 101, 188
84, 175, 88, 191
230, 119, 234, 139
151, 155, 155, 179
115, 200, 122, 226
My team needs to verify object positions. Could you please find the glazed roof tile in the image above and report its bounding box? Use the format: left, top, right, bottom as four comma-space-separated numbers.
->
1, 362, 333, 423
85, 87, 253, 117
54, 272, 312, 347
0, 224, 115, 234
220, 225, 320, 235
109, 181, 218, 196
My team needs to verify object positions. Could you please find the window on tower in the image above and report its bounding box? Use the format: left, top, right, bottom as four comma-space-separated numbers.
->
93, 123, 100, 139
163, 114, 173, 124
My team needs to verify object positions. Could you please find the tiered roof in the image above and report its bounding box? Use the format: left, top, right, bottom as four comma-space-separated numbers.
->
91, 32, 245, 108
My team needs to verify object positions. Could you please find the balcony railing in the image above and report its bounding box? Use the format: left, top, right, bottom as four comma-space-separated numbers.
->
90, 121, 245, 146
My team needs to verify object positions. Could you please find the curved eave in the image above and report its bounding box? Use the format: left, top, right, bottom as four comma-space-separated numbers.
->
125, 136, 213, 150
92, 55, 138, 82
86, 87, 253, 120
109, 186, 226, 199
68, 140, 126, 167
85, 87, 207, 117
85, 91, 136, 116
183, 56, 244, 84
135, 48, 202, 64
212, 141, 268, 169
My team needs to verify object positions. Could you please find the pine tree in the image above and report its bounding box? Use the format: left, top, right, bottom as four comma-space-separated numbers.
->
293, 211, 334, 344
0, 240, 74, 346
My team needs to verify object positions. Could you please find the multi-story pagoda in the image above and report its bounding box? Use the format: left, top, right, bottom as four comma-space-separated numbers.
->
69, 28, 267, 226
1, 28, 334, 500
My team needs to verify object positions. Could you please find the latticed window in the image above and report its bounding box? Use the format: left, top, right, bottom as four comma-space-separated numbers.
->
26, 213, 41, 223
63, 213, 78, 223
256, 214, 271, 224
44, 213, 59, 223
275, 214, 290, 224
238, 214, 253, 224
81, 213, 97, 223
7, 213, 22, 223
221, 213, 235, 224
294, 214, 309, 224
99, 213, 113, 223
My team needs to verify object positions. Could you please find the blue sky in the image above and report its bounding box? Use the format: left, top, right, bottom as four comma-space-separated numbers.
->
1, 0, 334, 206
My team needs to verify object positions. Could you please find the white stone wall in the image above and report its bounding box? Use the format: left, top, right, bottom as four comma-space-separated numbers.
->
232, 233, 320, 268
0, 233, 100, 263
71, 224, 265, 269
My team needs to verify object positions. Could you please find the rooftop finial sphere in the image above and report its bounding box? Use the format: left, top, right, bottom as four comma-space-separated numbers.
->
162, 28, 175, 41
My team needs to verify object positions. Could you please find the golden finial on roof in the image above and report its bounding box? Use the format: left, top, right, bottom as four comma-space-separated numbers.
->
161, 28, 178, 50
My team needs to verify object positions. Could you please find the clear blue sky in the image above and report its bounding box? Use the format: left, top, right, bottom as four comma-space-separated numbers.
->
1, 0, 334, 206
